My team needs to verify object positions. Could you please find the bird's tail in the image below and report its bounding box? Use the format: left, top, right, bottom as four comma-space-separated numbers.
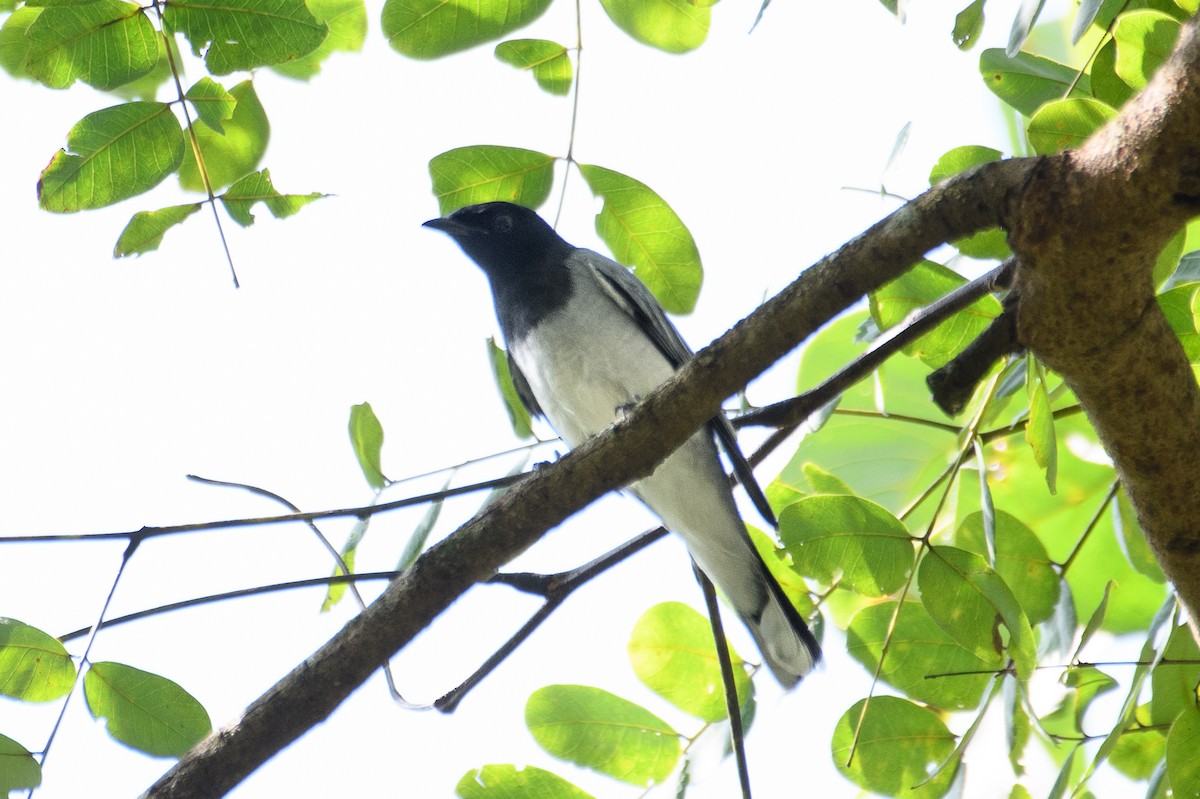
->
743, 561, 821, 689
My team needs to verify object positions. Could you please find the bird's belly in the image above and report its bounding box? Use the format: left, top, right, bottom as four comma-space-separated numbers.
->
510, 315, 674, 448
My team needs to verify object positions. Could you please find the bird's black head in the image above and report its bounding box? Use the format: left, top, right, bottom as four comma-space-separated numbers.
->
423, 202, 573, 279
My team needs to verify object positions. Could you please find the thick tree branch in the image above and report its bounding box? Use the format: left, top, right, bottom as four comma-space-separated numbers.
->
141, 158, 1034, 799
1007, 16, 1200, 632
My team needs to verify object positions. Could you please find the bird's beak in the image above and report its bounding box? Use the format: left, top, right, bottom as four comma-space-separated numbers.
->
423, 217, 476, 238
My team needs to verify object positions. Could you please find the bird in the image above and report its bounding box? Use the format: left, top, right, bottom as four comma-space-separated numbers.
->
424, 201, 820, 687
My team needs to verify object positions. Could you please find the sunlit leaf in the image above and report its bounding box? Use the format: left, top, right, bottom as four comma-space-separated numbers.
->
628, 602, 750, 722
494, 38, 571, 95
1028, 97, 1117, 155
219, 169, 327, 226
526, 685, 679, 786
578, 164, 702, 314
383, 0, 551, 59
1025, 358, 1057, 493
185, 77, 237, 134
0, 618, 75, 701
953, 0, 985, 50
456, 765, 594, 798
1166, 703, 1200, 794
980, 49, 1092, 117
164, 0, 327, 75
348, 401, 387, 490
847, 600, 1000, 710
1113, 488, 1166, 581
1113, 10, 1181, 90
272, 0, 366, 80
870, 260, 1003, 368
24, 0, 157, 90
84, 661, 212, 757
919, 545, 1036, 680
39, 102, 184, 213
779, 495, 914, 597
114, 203, 203, 257
1041, 665, 1118, 738
1148, 621, 1200, 725
957, 510, 1059, 624
1089, 38, 1136, 109
928, 146, 1010, 259
179, 80, 269, 193
597, 0, 708, 54
487, 337, 534, 439
0, 734, 40, 793
831, 697, 958, 797
429, 145, 555, 215
0, 7, 41, 80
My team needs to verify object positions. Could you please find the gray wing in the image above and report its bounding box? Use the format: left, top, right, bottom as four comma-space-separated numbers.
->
582, 253, 778, 529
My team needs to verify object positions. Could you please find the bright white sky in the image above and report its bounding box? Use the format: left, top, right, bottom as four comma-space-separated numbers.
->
1, 1, 1099, 797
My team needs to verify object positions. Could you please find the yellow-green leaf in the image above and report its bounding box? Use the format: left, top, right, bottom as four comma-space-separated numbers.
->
219, 169, 326, 227
597, 0, 708, 54
178, 80, 269, 193
383, 0, 552, 60
164, 0, 327, 75
39, 102, 184, 213
0, 618, 75, 702
84, 661, 212, 757
494, 38, 571, 95
24, 0, 157, 90
429, 145, 555, 215
577, 164, 702, 314
1027, 97, 1117, 155
114, 203, 203, 257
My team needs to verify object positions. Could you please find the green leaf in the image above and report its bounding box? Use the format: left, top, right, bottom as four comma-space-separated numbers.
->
1024, 357, 1057, 493
114, 203, 203, 258
953, 0, 985, 50
39, 102, 183, 213
1166, 703, 1200, 794
185, 77, 237, 134
577, 164, 702, 315
179, 80, 269, 193
928, 146, 1010, 259
1108, 726, 1167, 780
164, 0, 327, 75
526, 685, 679, 786
321, 533, 358, 611
1113, 10, 1181, 90
846, 600, 1001, 710
831, 697, 958, 798
1089, 38, 1137, 109
771, 312, 959, 521
870, 260, 1003, 368
957, 510, 1059, 624
778, 495, 914, 597
429, 145, 555, 216
802, 462, 855, 496
596, 0, 708, 53
487, 337, 534, 439
396, 474, 452, 571
1027, 97, 1117, 155
748, 526, 818, 624
24, 0, 157, 90
271, 0, 366, 80
980, 48, 1092, 117
0, 7, 41, 81
456, 765, 594, 799
628, 602, 750, 722
0, 618, 75, 701
1153, 227, 1186, 289
219, 169, 326, 227
1040, 665, 1119, 737
84, 661, 212, 757
918, 545, 1036, 680
1148, 621, 1200, 726
494, 38, 571, 95
1159, 283, 1200, 361
1113, 488, 1166, 581
0, 734, 41, 793
348, 401, 387, 490
383, 0, 552, 60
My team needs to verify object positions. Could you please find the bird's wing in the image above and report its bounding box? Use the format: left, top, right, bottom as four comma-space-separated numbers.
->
507, 349, 544, 418
582, 253, 777, 528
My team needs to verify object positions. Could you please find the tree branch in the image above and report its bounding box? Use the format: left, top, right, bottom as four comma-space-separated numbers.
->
1006, 15, 1200, 635
141, 157, 1034, 799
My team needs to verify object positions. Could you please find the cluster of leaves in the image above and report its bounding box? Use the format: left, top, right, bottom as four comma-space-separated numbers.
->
0, 0, 353, 257
0, 618, 211, 791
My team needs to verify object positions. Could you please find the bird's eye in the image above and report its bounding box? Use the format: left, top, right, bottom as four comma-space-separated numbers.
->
493, 215, 513, 234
